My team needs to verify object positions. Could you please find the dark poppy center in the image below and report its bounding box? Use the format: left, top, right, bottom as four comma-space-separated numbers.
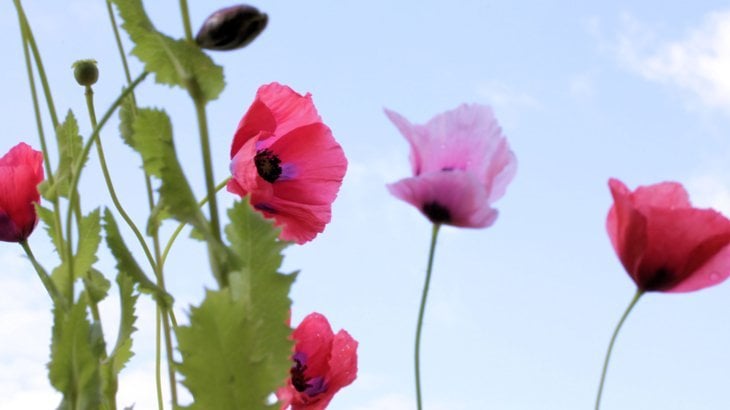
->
422, 201, 451, 224
254, 149, 282, 183
291, 358, 309, 392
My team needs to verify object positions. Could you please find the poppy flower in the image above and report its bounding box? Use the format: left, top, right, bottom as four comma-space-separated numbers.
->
227, 83, 347, 244
0, 143, 44, 243
385, 104, 516, 227
606, 178, 730, 292
276, 312, 357, 410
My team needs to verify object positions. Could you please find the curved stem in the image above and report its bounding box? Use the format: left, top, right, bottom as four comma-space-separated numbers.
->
64, 71, 149, 286
595, 289, 643, 410
414, 224, 441, 410
20, 240, 67, 311
17, 17, 65, 257
161, 178, 230, 267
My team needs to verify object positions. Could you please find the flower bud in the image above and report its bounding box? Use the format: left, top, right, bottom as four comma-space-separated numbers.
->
72, 59, 99, 87
195, 5, 268, 51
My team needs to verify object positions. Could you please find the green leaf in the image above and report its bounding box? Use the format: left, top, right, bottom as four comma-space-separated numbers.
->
53, 110, 85, 198
101, 270, 139, 407
131, 108, 208, 233
176, 200, 295, 410
103, 209, 172, 307
36, 204, 64, 255
109, 270, 138, 374
110, 0, 225, 102
84, 269, 111, 305
48, 297, 103, 409
118, 94, 137, 149
75, 208, 102, 280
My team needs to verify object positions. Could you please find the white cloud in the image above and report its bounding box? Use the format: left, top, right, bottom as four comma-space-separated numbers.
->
349, 393, 455, 410
617, 10, 730, 113
476, 81, 542, 111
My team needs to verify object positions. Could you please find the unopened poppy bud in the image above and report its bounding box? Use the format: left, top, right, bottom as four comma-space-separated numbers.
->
195, 5, 268, 51
72, 59, 99, 86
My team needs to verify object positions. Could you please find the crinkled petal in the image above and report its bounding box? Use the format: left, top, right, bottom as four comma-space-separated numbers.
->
257, 83, 321, 138
326, 330, 358, 391
231, 99, 277, 157
388, 171, 498, 228
607, 178, 649, 280
292, 313, 335, 378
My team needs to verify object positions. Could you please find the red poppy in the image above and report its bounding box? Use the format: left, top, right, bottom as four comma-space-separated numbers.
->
227, 83, 347, 244
0, 143, 43, 243
277, 313, 357, 410
385, 104, 516, 227
606, 178, 730, 292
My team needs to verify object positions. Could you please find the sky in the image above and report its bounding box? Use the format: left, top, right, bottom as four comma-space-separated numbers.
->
2, 0, 730, 409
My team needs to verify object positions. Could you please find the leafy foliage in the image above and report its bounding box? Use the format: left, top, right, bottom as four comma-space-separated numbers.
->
48, 297, 104, 410
110, 0, 225, 102
103, 209, 171, 307
41, 110, 85, 200
118, 94, 137, 149
36, 204, 64, 256
176, 200, 296, 410
75, 208, 102, 281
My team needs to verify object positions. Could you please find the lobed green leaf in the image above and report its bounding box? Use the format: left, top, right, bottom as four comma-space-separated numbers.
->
110, 0, 225, 102
48, 297, 103, 409
176, 200, 295, 410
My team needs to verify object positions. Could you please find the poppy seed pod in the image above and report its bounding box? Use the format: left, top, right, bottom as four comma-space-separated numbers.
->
72, 59, 99, 87
195, 5, 268, 51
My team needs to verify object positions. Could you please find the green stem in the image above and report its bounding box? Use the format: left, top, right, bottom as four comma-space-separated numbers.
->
20, 240, 67, 311
106, 0, 134, 86
155, 308, 164, 410
161, 178, 230, 267
64, 71, 149, 288
414, 224, 441, 410
178, 0, 194, 42
83, 84, 158, 276
13, 0, 59, 129
17, 19, 65, 257
595, 289, 643, 410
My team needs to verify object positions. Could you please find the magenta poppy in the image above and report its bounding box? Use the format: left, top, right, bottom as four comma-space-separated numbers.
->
276, 312, 357, 410
385, 104, 516, 227
0, 143, 43, 243
607, 178, 730, 292
227, 83, 347, 244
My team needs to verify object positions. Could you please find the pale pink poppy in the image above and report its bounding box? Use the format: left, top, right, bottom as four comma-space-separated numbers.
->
385, 104, 516, 227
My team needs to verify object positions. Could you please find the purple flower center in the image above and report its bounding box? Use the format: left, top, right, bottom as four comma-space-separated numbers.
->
291, 355, 327, 397
422, 201, 451, 224
254, 149, 282, 183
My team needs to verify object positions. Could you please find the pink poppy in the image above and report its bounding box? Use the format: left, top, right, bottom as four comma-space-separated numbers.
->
385, 104, 516, 227
227, 83, 347, 244
0, 143, 43, 243
277, 313, 357, 410
606, 178, 730, 292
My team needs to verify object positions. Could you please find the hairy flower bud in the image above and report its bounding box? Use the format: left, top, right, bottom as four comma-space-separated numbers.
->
195, 5, 268, 51
72, 59, 99, 87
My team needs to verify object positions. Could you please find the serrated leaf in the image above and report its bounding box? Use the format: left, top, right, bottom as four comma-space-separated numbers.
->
75, 208, 102, 280
176, 200, 295, 410
101, 270, 139, 407
48, 296, 103, 409
84, 269, 111, 304
36, 204, 64, 255
53, 110, 85, 198
131, 108, 208, 232
110, 0, 225, 102
109, 270, 138, 374
51, 263, 71, 305
118, 94, 137, 149
103, 209, 172, 307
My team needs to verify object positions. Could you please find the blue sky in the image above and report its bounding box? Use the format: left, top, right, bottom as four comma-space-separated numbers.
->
2, 1, 730, 409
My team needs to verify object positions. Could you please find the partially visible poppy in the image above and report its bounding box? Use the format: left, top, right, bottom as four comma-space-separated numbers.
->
277, 313, 357, 410
227, 83, 347, 244
385, 104, 516, 227
0, 143, 44, 242
607, 178, 730, 292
